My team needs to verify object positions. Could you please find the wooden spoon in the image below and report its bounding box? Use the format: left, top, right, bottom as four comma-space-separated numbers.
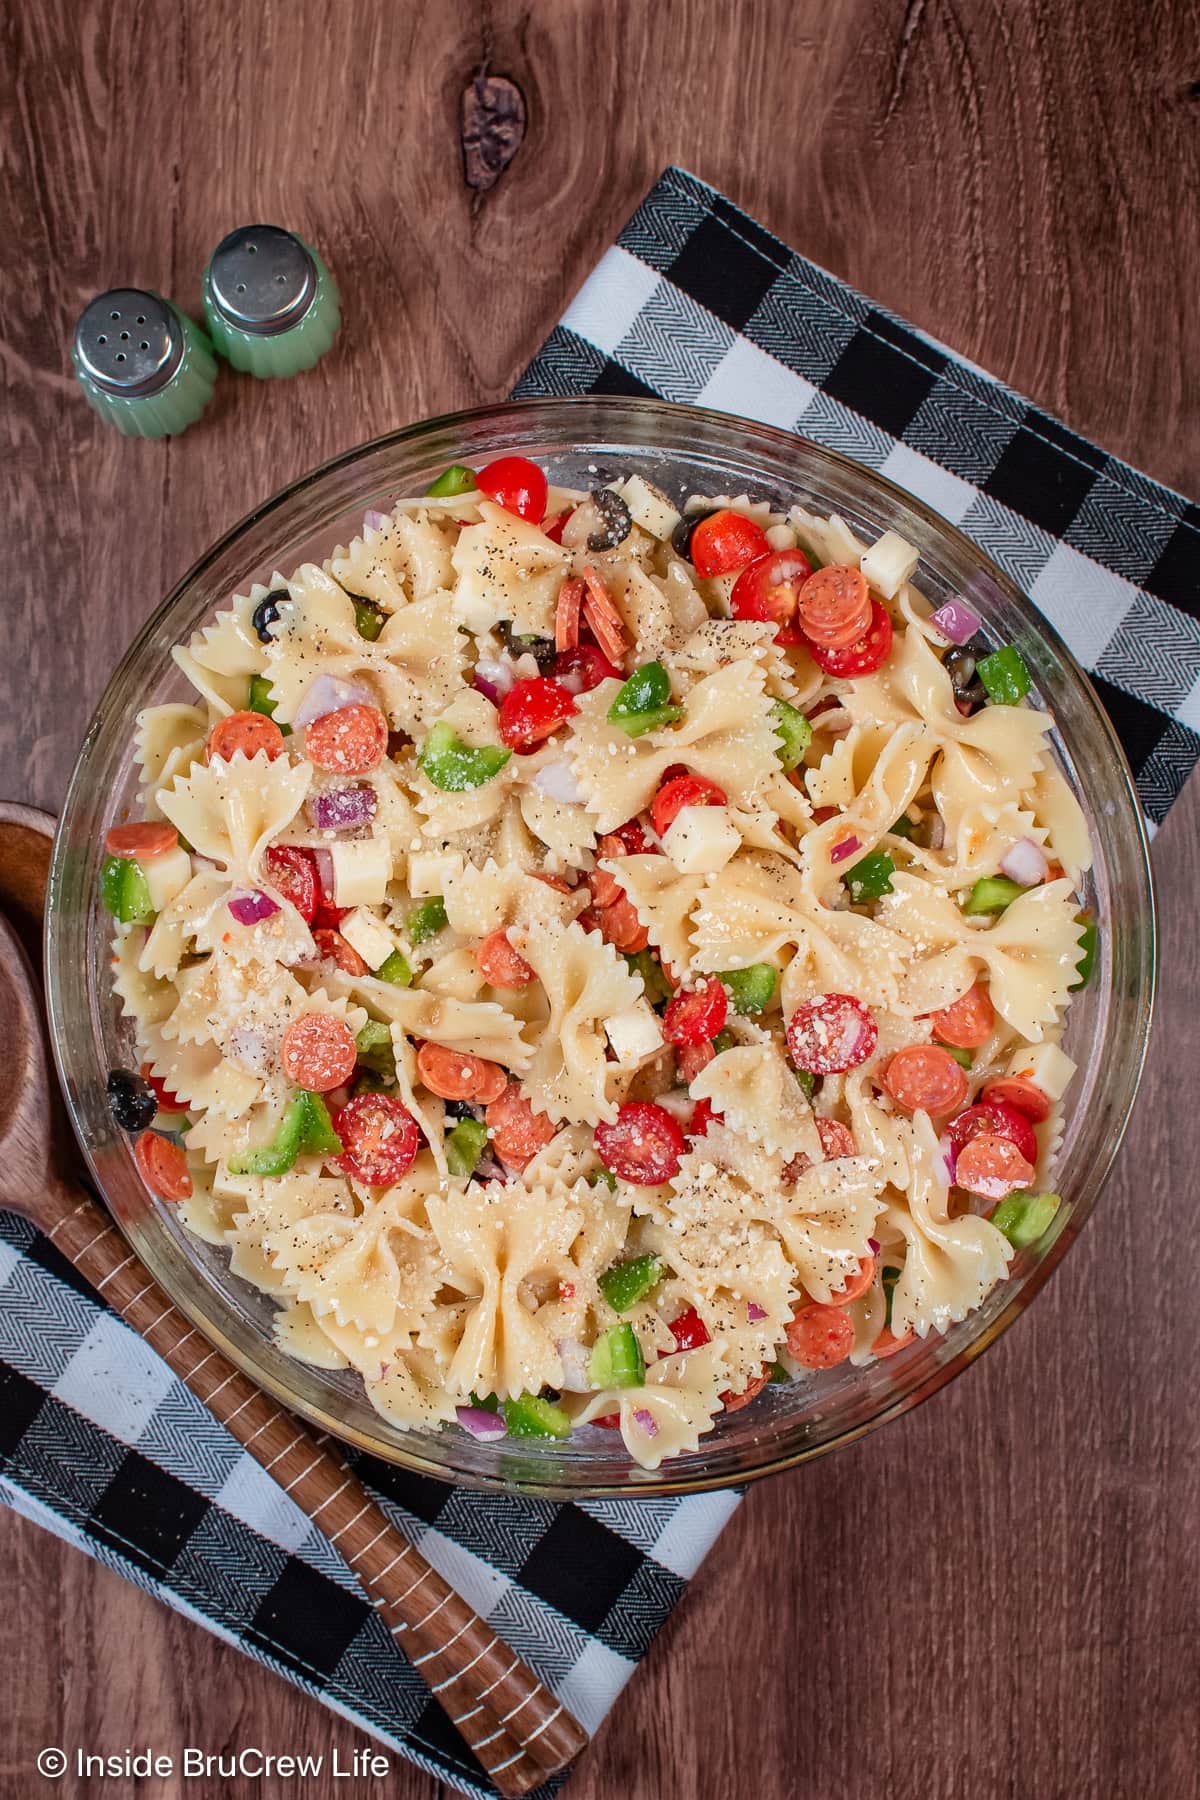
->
0, 818, 587, 1790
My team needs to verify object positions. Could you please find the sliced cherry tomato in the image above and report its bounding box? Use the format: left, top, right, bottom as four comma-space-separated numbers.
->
786, 993, 878, 1075
980, 1076, 1052, 1123
133, 1130, 192, 1201
475, 455, 548, 524
476, 928, 534, 990
141, 1064, 184, 1113
663, 978, 728, 1048
955, 1132, 1035, 1201
785, 1302, 855, 1369
797, 564, 872, 649
650, 774, 728, 839
333, 1093, 421, 1186
264, 845, 318, 923
882, 1045, 970, 1117
676, 1040, 716, 1084
542, 510, 570, 544
304, 703, 388, 774
668, 1306, 712, 1353
730, 549, 812, 645
207, 710, 285, 764
807, 599, 893, 678
104, 820, 179, 860
484, 1083, 556, 1170
416, 1042, 508, 1104
592, 1413, 623, 1429
497, 676, 576, 751
828, 1253, 876, 1305
688, 1096, 721, 1136
594, 1102, 686, 1185
588, 834, 633, 908
281, 1014, 358, 1092
816, 1118, 857, 1159
688, 509, 770, 578
928, 981, 995, 1050
873, 1325, 915, 1359
312, 927, 369, 975
721, 1368, 770, 1412
532, 872, 573, 893
612, 819, 655, 855
555, 576, 584, 651
946, 1100, 1037, 1170
580, 565, 630, 664
595, 891, 649, 953
554, 643, 621, 693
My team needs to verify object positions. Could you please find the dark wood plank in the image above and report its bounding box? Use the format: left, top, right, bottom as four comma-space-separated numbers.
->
1, 1, 1197, 1796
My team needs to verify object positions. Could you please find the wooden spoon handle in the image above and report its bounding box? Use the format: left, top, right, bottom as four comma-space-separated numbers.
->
45, 1187, 587, 1790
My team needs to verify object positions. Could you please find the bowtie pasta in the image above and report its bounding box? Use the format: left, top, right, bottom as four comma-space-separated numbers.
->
102, 457, 1094, 1471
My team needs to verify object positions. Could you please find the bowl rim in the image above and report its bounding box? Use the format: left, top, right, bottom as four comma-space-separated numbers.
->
46, 394, 1158, 1498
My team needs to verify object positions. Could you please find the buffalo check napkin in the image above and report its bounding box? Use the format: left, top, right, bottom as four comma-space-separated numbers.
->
1, 167, 1196, 1799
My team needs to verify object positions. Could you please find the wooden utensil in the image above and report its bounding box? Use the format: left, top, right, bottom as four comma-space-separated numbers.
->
0, 814, 587, 1791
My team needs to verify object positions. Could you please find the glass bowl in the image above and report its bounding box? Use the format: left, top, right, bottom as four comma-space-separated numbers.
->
46, 397, 1156, 1498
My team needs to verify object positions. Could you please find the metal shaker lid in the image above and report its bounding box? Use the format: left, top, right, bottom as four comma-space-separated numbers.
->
206, 225, 318, 335
72, 290, 184, 396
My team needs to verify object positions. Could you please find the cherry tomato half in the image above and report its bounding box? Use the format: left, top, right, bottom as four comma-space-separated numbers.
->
333, 1093, 421, 1186
979, 1076, 1052, 1123
807, 598, 894, 678
264, 845, 318, 923
786, 993, 878, 1075
730, 549, 813, 645
663, 978, 728, 1048
946, 1100, 1038, 1170
594, 1102, 686, 1185
554, 643, 621, 693
688, 509, 770, 578
475, 455, 548, 524
651, 774, 728, 839
497, 677, 577, 751
140, 1064, 185, 1114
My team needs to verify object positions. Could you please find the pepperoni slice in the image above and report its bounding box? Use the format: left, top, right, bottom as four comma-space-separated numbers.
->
928, 981, 995, 1050
580, 565, 630, 663
828, 1254, 876, 1305
416, 1042, 509, 1104
312, 927, 369, 975
594, 1102, 686, 1185
281, 1014, 357, 1092
484, 1083, 556, 1169
207, 710, 285, 764
785, 1302, 855, 1368
333, 1093, 420, 1186
140, 1064, 184, 1113
797, 565, 873, 649
882, 1045, 970, 1117
786, 994, 878, 1075
651, 774, 728, 839
816, 1118, 857, 1159
133, 1130, 192, 1201
475, 928, 534, 990
721, 1367, 771, 1412
555, 576, 585, 652
872, 1325, 915, 1359
980, 1075, 1052, 1123
264, 845, 318, 923
954, 1132, 1036, 1201
104, 820, 179, 860
676, 1040, 716, 1084
663, 979, 728, 1048
946, 1100, 1037, 1169
304, 703, 388, 774
595, 891, 649, 953
807, 599, 894, 678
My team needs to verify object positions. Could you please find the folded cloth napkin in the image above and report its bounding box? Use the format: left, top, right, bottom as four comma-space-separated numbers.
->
1, 166, 1195, 1799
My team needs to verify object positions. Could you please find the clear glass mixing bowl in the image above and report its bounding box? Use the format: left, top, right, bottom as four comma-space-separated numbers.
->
46, 397, 1156, 1498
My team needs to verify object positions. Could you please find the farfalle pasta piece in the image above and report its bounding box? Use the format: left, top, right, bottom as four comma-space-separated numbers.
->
111, 925, 176, 1030
134, 704, 207, 799
327, 509, 456, 608
450, 501, 569, 637
323, 966, 534, 1071
689, 1039, 823, 1162
603, 853, 705, 976
603, 557, 708, 666
508, 918, 644, 1124
171, 585, 272, 715
518, 787, 600, 869
884, 1112, 1013, 1339
140, 1026, 262, 1119
802, 722, 933, 896
441, 858, 584, 937
901, 801, 1048, 886
227, 1169, 358, 1297
1027, 761, 1094, 883
570, 1342, 728, 1470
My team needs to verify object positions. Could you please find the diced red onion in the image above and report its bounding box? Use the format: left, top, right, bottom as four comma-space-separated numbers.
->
927, 814, 945, 851
633, 1408, 658, 1437
364, 508, 389, 532
931, 598, 982, 645
311, 846, 336, 904
473, 673, 503, 706
227, 889, 280, 926
938, 1132, 956, 1183
474, 658, 515, 703
532, 759, 583, 805
1000, 836, 1049, 886
830, 835, 861, 865
310, 785, 377, 832
747, 1301, 767, 1323
556, 1338, 594, 1393
455, 1405, 507, 1441
293, 674, 376, 730
868, 1238, 881, 1254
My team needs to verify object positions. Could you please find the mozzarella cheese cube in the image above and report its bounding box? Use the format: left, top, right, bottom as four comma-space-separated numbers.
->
1004, 1042, 1077, 1103
605, 1001, 665, 1066
662, 805, 741, 876
406, 848, 460, 897
330, 838, 392, 908
338, 907, 397, 972
612, 475, 682, 542
143, 845, 192, 912
860, 530, 919, 599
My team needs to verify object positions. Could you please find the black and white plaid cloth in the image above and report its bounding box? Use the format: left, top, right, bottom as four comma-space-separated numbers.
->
2, 167, 1195, 1797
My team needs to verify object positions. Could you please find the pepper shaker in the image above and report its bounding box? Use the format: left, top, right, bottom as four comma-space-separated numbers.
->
202, 225, 340, 377
71, 290, 217, 437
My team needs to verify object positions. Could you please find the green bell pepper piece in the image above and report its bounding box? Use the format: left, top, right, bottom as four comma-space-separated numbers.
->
794, 1068, 816, 1100
408, 896, 448, 942
712, 1028, 736, 1056
976, 644, 1032, 706
623, 949, 672, 1007
588, 1166, 617, 1191
598, 1254, 665, 1314
503, 1394, 572, 1440
881, 1264, 901, 1328
375, 948, 412, 986
418, 720, 511, 792
766, 1360, 790, 1384
795, 539, 825, 572
720, 964, 777, 1015
446, 1117, 488, 1178
607, 662, 682, 737
470, 1391, 499, 1412
769, 698, 812, 771
889, 813, 916, 839
352, 598, 386, 642
1070, 914, 1097, 990
247, 673, 292, 733
990, 1191, 1061, 1249
589, 1322, 646, 1388
945, 1046, 973, 1070
228, 1090, 342, 1176
963, 875, 1027, 916
354, 1020, 395, 1076
845, 851, 895, 905
100, 854, 155, 925
426, 463, 477, 498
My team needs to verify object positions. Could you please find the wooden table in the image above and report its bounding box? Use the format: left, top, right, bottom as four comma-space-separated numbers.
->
3, 3, 1198, 1796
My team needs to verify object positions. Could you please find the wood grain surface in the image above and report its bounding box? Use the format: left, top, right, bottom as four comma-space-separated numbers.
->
2, 1, 1198, 1796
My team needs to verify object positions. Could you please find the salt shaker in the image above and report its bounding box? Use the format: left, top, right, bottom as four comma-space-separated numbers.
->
202, 225, 340, 377
71, 290, 217, 437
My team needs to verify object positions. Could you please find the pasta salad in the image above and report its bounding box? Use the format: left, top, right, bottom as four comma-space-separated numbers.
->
101, 454, 1094, 1471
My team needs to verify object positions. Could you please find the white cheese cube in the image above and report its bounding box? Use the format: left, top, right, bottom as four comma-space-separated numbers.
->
1004, 1042, 1077, 1103
330, 838, 393, 908
338, 907, 397, 973
612, 475, 681, 542
143, 845, 192, 912
662, 805, 741, 876
605, 1001, 665, 1066
860, 530, 919, 599
406, 848, 460, 897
